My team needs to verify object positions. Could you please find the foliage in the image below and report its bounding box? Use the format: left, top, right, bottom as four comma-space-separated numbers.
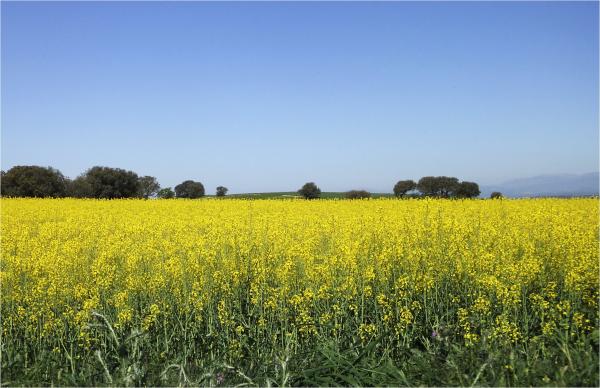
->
0, 165, 68, 197
138, 176, 160, 199
67, 176, 93, 198
157, 187, 175, 199
174, 180, 205, 199
491, 191, 504, 199
417, 176, 460, 197
75, 166, 140, 199
1, 198, 598, 386
216, 186, 228, 197
298, 182, 321, 199
455, 181, 481, 198
393, 180, 417, 197
345, 190, 371, 199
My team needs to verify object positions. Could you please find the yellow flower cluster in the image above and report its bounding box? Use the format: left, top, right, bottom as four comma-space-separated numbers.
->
1, 197, 598, 370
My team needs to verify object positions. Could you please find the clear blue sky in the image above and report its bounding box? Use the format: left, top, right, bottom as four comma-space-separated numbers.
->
2, 1, 598, 193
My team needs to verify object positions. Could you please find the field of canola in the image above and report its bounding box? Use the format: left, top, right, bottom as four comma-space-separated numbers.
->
1, 198, 598, 386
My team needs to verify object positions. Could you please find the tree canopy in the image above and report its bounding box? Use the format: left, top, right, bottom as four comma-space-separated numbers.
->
175, 180, 205, 198
298, 182, 321, 199
216, 186, 228, 197
393, 180, 417, 197
417, 176, 460, 198
1, 166, 68, 197
455, 181, 481, 198
138, 176, 160, 199
77, 166, 141, 199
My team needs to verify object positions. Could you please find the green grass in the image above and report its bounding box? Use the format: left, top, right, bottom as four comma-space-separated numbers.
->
213, 192, 397, 199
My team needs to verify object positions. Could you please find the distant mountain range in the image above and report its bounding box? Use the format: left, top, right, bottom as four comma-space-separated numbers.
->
480, 172, 599, 198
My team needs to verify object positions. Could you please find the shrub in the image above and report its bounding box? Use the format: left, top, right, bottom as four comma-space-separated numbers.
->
157, 187, 175, 199
345, 190, 371, 199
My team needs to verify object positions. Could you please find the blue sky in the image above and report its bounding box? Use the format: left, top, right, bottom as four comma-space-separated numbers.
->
2, 1, 598, 193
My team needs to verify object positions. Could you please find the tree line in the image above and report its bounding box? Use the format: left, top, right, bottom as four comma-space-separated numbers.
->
299, 176, 489, 199
0, 165, 225, 199
1, 165, 497, 199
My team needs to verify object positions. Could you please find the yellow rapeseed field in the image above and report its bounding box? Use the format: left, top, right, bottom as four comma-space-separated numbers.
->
1, 198, 598, 385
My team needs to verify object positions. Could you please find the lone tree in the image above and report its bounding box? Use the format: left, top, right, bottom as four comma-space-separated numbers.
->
298, 182, 321, 199
345, 190, 371, 199
1, 165, 68, 197
393, 180, 416, 197
490, 191, 503, 199
138, 176, 160, 199
216, 186, 228, 197
175, 180, 205, 198
455, 181, 481, 198
157, 187, 175, 199
78, 166, 140, 199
